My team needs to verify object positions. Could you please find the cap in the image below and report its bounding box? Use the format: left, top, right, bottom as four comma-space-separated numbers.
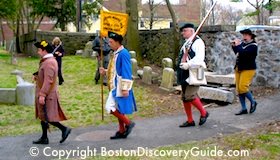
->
34, 40, 53, 53
108, 31, 123, 43
240, 29, 256, 38
180, 23, 195, 31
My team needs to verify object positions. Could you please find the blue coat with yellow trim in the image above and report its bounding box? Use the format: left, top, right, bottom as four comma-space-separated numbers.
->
112, 48, 137, 114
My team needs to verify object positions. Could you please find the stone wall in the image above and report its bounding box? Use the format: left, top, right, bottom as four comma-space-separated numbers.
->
139, 29, 177, 66
138, 25, 280, 88
19, 26, 280, 88
20, 31, 95, 56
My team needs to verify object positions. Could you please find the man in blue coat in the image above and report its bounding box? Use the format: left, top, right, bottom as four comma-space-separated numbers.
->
100, 31, 137, 139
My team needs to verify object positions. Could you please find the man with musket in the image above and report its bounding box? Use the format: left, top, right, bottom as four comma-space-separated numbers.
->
177, 23, 209, 128
32, 40, 71, 144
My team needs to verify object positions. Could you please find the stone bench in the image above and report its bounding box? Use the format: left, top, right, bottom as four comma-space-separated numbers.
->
0, 88, 16, 104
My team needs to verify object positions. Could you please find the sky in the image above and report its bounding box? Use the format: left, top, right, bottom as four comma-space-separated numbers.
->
141, 0, 270, 11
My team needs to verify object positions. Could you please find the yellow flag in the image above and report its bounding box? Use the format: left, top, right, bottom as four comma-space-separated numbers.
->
100, 10, 128, 37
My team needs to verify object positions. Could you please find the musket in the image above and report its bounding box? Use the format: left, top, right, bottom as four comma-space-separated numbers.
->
185, 1, 218, 50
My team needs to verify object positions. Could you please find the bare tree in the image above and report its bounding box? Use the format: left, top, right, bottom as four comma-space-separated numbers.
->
147, 0, 163, 30
126, 0, 142, 65
210, 0, 215, 25
214, 4, 244, 25
246, 0, 265, 24
201, 0, 213, 25
148, 0, 155, 29
165, 0, 180, 68
0, 19, 5, 47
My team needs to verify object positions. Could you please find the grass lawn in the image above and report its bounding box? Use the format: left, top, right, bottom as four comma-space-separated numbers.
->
0, 51, 17, 88
0, 50, 171, 137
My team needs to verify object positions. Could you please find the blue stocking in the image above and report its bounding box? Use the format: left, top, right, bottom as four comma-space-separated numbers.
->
239, 94, 247, 111
244, 91, 255, 105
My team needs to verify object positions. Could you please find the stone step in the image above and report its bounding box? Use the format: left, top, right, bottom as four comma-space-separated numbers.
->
198, 86, 235, 103
205, 72, 235, 85
174, 85, 235, 103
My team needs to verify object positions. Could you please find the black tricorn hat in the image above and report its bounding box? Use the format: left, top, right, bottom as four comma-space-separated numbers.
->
180, 23, 195, 31
240, 29, 256, 38
108, 31, 123, 43
34, 40, 53, 53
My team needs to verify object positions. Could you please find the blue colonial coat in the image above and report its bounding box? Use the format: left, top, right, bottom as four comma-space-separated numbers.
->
111, 47, 137, 114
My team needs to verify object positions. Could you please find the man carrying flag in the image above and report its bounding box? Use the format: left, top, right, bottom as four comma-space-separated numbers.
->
99, 10, 137, 139
99, 31, 137, 139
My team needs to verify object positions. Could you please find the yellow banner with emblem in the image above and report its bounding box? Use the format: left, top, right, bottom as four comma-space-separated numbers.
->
100, 10, 128, 37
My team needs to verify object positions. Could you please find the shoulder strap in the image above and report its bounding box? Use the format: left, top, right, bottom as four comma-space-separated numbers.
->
51, 44, 61, 54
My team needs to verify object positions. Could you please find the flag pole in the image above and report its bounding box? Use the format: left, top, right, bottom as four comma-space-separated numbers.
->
100, 34, 104, 121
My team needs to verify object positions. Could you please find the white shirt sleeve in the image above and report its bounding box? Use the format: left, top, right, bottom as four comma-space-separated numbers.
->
187, 37, 206, 68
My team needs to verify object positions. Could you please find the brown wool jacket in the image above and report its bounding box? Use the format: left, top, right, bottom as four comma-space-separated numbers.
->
35, 57, 67, 122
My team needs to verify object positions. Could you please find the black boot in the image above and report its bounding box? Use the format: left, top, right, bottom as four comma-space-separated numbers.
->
59, 77, 64, 85
235, 110, 248, 115
199, 112, 209, 126
123, 122, 135, 137
179, 121, 195, 128
49, 122, 71, 143
60, 127, 71, 143
33, 137, 49, 144
110, 131, 126, 140
250, 101, 257, 113
33, 121, 49, 144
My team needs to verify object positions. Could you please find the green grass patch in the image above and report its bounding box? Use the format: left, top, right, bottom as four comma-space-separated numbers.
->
0, 50, 163, 137
85, 123, 279, 160
0, 52, 17, 88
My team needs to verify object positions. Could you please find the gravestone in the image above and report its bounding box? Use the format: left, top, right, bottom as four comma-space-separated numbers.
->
76, 50, 84, 55
83, 41, 93, 57
131, 58, 139, 79
129, 51, 136, 59
160, 58, 174, 91
16, 83, 35, 106
91, 51, 98, 59
160, 68, 175, 91
16, 76, 35, 106
142, 66, 152, 84
162, 58, 173, 68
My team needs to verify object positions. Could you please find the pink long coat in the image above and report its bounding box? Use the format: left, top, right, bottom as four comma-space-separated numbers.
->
35, 57, 67, 122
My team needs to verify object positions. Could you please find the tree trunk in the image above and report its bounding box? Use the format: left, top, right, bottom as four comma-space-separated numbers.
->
0, 19, 5, 47
268, 0, 273, 16
35, 16, 44, 30
76, 0, 81, 32
165, 0, 180, 69
16, 17, 21, 53
149, 0, 155, 30
126, 0, 142, 65
210, 0, 215, 25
